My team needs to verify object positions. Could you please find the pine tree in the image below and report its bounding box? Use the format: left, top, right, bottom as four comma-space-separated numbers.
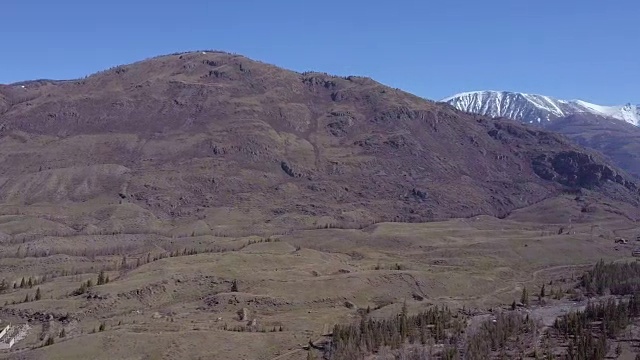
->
99, 322, 106, 332
35, 287, 41, 301
511, 300, 517, 310
19, 277, 25, 288
521, 286, 529, 306
77, 281, 87, 295
24, 293, 29, 303
231, 280, 238, 292
540, 284, 546, 299
400, 300, 409, 343
97, 270, 105, 286
105, 275, 110, 284
59, 328, 66, 338
28, 277, 33, 288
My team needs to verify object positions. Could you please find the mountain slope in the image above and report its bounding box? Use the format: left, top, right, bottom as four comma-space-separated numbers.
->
0, 52, 638, 233
442, 90, 640, 126
545, 113, 640, 178
442, 90, 640, 178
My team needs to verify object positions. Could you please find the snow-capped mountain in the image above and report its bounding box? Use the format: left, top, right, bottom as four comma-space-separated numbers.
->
441, 91, 640, 127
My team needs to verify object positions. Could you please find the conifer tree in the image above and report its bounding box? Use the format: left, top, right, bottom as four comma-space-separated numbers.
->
521, 286, 529, 306
400, 300, 408, 343
77, 281, 87, 295
97, 270, 105, 286
35, 287, 41, 301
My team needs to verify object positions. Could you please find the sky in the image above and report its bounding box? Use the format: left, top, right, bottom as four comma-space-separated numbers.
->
0, 0, 637, 104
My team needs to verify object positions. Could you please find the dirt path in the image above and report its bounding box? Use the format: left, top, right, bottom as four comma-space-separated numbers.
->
529, 300, 587, 327
480, 263, 593, 302
530, 263, 592, 280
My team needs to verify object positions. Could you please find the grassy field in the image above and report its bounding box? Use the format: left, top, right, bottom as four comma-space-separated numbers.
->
0, 195, 636, 359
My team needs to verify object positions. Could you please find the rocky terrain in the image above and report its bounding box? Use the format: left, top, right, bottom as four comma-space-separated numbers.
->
0, 52, 638, 359
0, 52, 638, 235
442, 90, 640, 178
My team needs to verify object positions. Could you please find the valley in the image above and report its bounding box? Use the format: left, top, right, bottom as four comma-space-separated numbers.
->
0, 51, 638, 359
0, 194, 637, 359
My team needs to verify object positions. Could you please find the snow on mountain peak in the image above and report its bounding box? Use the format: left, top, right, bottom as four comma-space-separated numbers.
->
441, 91, 639, 127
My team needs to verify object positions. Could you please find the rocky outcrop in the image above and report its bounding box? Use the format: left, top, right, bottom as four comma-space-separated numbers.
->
532, 151, 638, 192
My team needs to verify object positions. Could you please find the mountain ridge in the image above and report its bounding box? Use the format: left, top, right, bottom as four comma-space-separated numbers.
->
442, 90, 639, 126
0, 51, 638, 232
442, 90, 640, 178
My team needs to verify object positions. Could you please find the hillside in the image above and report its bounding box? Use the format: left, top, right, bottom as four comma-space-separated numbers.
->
545, 113, 640, 177
0, 51, 639, 236
442, 90, 640, 178
1, 52, 640, 359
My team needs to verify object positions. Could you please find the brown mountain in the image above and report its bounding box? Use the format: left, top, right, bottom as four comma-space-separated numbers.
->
441, 91, 640, 181
544, 113, 640, 178
0, 51, 638, 233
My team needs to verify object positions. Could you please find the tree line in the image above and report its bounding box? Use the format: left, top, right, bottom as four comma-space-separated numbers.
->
552, 295, 640, 360
328, 303, 464, 360
580, 259, 640, 296
465, 312, 538, 360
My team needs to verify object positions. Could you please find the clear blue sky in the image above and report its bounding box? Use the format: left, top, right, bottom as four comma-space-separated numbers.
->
1, 0, 637, 104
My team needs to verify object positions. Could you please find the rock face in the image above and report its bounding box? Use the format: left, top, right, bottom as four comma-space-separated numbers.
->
442, 91, 640, 178
532, 151, 636, 190
545, 114, 640, 178
0, 51, 638, 230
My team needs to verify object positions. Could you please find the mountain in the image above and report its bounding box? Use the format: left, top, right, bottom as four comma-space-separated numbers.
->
0, 52, 638, 235
442, 90, 640, 177
442, 91, 640, 127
